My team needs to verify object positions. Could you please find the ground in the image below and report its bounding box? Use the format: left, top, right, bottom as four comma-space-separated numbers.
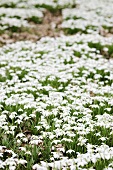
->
0, 10, 63, 46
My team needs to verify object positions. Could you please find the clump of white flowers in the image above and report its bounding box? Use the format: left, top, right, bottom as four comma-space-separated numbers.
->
0, 32, 113, 169
62, 0, 113, 34
0, 8, 43, 30
0, 0, 76, 9
0, 0, 113, 169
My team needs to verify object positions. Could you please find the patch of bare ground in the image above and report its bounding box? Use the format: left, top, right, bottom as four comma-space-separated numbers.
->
0, 9, 113, 47
99, 27, 113, 37
0, 10, 64, 46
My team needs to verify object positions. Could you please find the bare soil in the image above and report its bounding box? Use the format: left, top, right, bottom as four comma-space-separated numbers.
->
0, 10, 64, 46
0, 9, 113, 47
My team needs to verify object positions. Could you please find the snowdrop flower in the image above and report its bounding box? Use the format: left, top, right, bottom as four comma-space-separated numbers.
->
9, 165, 16, 170
78, 136, 88, 146
25, 151, 32, 155
0, 160, 4, 169
32, 164, 47, 170
9, 112, 17, 119
19, 147, 26, 152
30, 140, 42, 145
66, 150, 75, 154
17, 159, 27, 165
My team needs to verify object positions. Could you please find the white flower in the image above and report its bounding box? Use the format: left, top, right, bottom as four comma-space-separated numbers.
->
100, 137, 107, 141
25, 151, 32, 155
32, 164, 47, 170
29, 139, 43, 145
16, 133, 25, 138
9, 165, 16, 170
9, 112, 17, 119
66, 149, 75, 154
17, 159, 27, 165
19, 147, 26, 152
